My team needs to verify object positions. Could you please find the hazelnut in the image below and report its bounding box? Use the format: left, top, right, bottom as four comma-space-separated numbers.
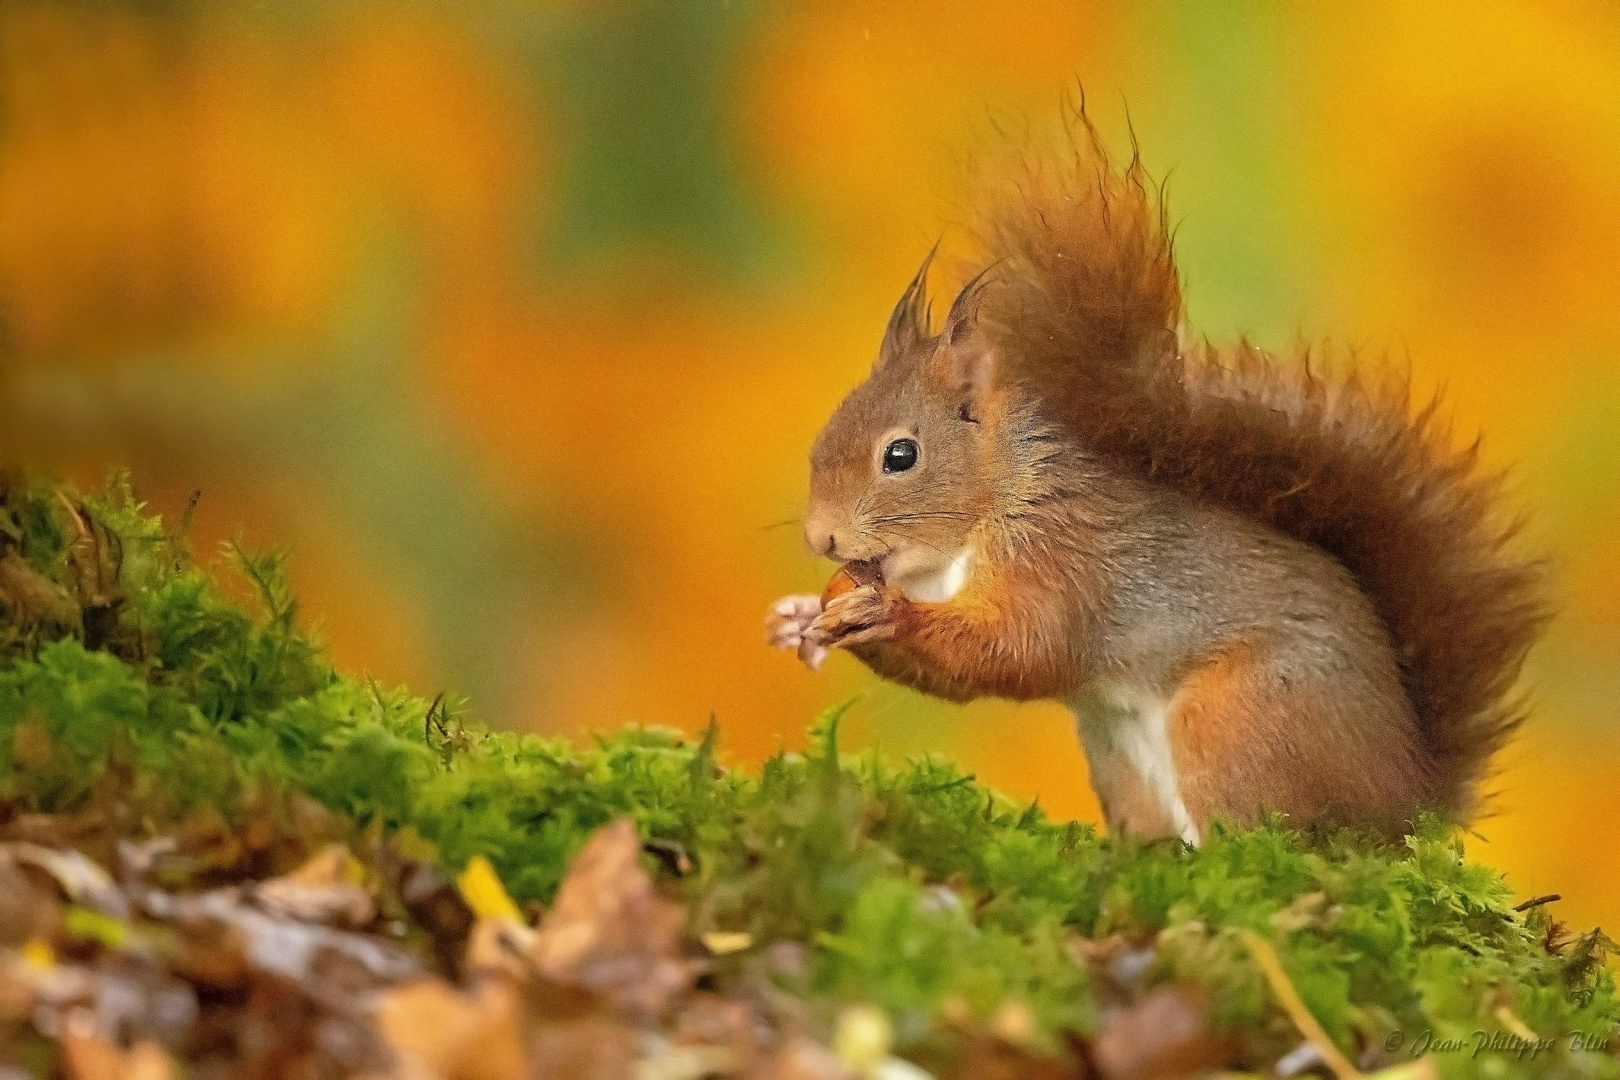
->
821, 561, 883, 605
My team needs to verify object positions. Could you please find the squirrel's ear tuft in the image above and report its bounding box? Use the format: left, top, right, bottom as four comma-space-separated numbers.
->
942, 263, 996, 347
878, 245, 938, 369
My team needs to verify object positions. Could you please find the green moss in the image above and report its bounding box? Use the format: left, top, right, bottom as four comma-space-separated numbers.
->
0, 473, 1615, 1078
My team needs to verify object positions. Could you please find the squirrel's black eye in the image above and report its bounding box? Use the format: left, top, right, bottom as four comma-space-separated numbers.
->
882, 438, 919, 473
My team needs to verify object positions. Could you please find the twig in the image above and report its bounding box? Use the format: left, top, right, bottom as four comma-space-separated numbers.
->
424, 691, 447, 743
1238, 928, 1363, 1080
1513, 893, 1560, 912
1493, 1006, 1538, 1043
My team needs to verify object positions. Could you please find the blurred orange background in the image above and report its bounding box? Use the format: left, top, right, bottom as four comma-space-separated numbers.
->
2, 2, 1616, 932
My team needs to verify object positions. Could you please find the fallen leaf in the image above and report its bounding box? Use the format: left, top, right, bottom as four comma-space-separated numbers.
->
872, 1058, 934, 1080
527, 1015, 641, 1080
387, 850, 476, 979
990, 1000, 1034, 1045
671, 991, 762, 1055
114, 838, 178, 883
943, 1036, 1080, 1080
61, 1026, 175, 1080
530, 819, 695, 1017
123, 1041, 175, 1080
762, 1037, 856, 1080
1270, 893, 1329, 933
0, 550, 80, 633
166, 915, 250, 989
0, 858, 60, 947
637, 1043, 738, 1080
466, 916, 537, 982
2, 842, 130, 920
458, 855, 524, 923
21, 937, 55, 970
253, 844, 375, 927
1068, 934, 1155, 999
63, 906, 129, 951
153, 888, 421, 986
1091, 984, 1230, 1080
377, 975, 528, 1080
0, 949, 38, 1020
701, 932, 753, 956
61, 1029, 130, 1080
832, 1005, 891, 1072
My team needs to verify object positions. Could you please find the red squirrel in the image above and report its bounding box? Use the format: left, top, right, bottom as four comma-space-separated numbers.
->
765, 113, 1547, 842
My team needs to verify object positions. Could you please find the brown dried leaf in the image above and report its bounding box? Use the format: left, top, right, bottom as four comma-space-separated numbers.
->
121, 1041, 177, 1080
639, 1044, 739, 1080
991, 1000, 1035, 1046
59, 495, 119, 607
1, 812, 100, 851
530, 819, 695, 1017
1067, 934, 1154, 1001
527, 1016, 641, 1080
1270, 892, 1330, 933
1091, 984, 1231, 1080
167, 917, 250, 989
11, 718, 52, 770
672, 991, 763, 1055
58, 494, 127, 652
171, 809, 245, 881
61, 1030, 174, 1080
466, 916, 538, 983
756, 1037, 856, 1080
253, 844, 375, 928
377, 976, 528, 1080
0, 951, 39, 1021
154, 888, 421, 988
945, 1035, 1086, 1080
0, 858, 62, 947
0, 550, 80, 633
0, 842, 129, 920
196, 968, 392, 1078
382, 848, 476, 980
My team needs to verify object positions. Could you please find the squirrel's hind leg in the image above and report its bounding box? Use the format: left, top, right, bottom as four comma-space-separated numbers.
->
1165, 639, 1430, 832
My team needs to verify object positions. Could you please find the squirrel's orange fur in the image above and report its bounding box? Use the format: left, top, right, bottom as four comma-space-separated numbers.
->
766, 105, 1548, 837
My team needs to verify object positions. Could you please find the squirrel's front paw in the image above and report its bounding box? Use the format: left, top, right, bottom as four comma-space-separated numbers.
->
808, 584, 906, 649
765, 594, 829, 671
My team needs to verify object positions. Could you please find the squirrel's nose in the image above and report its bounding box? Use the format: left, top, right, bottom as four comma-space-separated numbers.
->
804, 520, 838, 559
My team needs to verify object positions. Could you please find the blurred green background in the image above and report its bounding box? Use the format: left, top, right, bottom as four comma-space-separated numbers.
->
1, 1, 1617, 930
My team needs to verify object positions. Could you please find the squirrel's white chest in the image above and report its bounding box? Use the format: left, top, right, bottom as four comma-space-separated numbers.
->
888, 547, 973, 603
1068, 682, 1200, 845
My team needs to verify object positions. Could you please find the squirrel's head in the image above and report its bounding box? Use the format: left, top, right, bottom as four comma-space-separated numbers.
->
805, 252, 1004, 595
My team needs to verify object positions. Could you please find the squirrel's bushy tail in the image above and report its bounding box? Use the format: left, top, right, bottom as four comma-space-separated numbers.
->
974, 106, 1549, 819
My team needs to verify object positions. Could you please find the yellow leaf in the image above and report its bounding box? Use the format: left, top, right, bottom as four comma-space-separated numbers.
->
20, 938, 54, 970
833, 1005, 892, 1071
456, 855, 522, 922
701, 931, 753, 956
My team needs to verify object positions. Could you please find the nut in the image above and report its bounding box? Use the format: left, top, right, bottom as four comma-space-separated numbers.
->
821, 561, 883, 605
